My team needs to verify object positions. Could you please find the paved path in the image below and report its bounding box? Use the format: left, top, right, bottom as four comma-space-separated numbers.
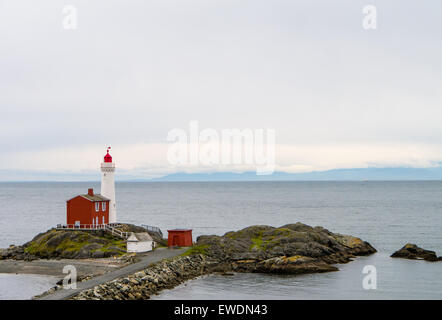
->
37, 247, 186, 300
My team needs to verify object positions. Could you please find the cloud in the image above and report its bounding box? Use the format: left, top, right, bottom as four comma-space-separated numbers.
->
1, 0, 442, 180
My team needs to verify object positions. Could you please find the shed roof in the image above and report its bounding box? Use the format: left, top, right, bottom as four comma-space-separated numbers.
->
127, 232, 153, 242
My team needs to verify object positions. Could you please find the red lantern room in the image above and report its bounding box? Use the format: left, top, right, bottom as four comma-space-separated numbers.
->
104, 147, 112, 163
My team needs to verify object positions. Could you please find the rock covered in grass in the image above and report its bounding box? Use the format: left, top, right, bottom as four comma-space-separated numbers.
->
0, 245, 37, 261
1, 223, 167, 261
391, 244, 441, 262
14, 229, 126, 260
194, 222, 376, 273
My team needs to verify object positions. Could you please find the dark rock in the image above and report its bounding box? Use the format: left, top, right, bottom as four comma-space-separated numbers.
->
45, 232, 73, 248
91, 250, 105, 259
60, 250, 79, 259
255, 256, 339, 274
195, 223, 376, 275
75, 244, 103, 259
391, 244, 441, 262
89, 238, 109, 245
103, 246, 125, 258
14, 253, 25, 260
0, 245, 30, 260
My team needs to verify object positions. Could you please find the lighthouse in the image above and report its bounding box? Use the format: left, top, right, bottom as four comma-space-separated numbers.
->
101, 147, 117, 223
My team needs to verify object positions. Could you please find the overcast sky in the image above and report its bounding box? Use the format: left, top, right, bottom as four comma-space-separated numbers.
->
1, 0, 442, 180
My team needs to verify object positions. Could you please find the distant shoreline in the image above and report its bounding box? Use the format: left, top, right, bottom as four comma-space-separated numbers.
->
4, 166, 442, 182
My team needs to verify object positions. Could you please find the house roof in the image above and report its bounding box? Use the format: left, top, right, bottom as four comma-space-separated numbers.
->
81, 194, 110, 202
67, 194, 110, 202
127, 232, 153, 242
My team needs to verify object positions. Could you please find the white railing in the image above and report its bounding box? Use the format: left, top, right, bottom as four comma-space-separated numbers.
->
56, 224, 106, 230
56, 223, 129, 239
104, 224, 130, 239
141, 225, 163, 237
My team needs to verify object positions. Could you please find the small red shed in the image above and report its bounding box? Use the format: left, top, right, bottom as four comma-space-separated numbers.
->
66, 188, 110, 228
167, 229, 193, 247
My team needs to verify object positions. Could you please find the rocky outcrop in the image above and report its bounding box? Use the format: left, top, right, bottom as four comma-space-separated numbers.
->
1, 223, 167, 261
0, 245, 37, 261
71, 254, 217, 300
391, 244, 442, 262
231, 256, 338, 274
195, 223, 376, 274
0, 229, 127, 260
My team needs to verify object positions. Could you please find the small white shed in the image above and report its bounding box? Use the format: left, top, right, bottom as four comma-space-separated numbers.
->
127, 232, 154, 253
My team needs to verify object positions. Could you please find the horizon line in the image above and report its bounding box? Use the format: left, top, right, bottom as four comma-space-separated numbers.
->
1, 179, 442, 183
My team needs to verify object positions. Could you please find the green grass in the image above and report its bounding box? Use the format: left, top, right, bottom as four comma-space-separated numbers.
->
181, 244, 209, 256
250, 236, 264, 250
98, 240, 126, 253
24, 230, 57, 255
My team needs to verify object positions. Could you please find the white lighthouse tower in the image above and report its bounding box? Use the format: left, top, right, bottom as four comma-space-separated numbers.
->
101, 147, 117, 223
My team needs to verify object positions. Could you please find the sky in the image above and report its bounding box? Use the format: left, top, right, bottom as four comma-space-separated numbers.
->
1, 0, 442, 180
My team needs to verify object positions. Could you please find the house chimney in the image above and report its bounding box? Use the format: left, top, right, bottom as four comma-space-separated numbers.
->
88, 188, 94, 196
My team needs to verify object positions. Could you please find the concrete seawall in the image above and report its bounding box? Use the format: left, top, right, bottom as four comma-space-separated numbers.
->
70, 254, 217, 300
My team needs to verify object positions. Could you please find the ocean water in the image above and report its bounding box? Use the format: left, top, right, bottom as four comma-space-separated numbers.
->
0, 181, 441, 299
0, 274, 59, 300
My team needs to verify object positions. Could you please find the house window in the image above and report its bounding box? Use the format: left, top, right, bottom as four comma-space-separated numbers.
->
102, 202, 106, 211
95, 202, 99, 212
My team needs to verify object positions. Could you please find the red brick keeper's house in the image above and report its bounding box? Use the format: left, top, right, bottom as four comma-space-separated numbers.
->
66, 188, 110, 227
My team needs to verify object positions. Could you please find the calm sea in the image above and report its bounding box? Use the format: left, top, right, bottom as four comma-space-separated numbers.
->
0, 181, 441, 299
